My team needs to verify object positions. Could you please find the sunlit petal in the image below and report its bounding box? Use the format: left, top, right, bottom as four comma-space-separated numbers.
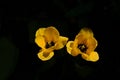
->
35, 28, 46, 37
76, 27, 94, 44
71, 47, 80, 56
66, 41, 74, 54
78, 27, 93, 38
55, 36, 68, 50
86, 37, 98, 54
66, 41, 80, 56
81, 51, 99, 62
35, 36, 46, 48
37, 50, 54, 61
81, 53, 89, 60
44, 26, 60, 43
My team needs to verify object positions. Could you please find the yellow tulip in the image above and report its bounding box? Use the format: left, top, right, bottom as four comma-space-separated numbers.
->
35, 26, 68, 61
66, 27, 99, 62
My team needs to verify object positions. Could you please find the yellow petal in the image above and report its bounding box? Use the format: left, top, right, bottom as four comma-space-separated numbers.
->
44, 26, 60, 43
71, 47, 80, 56
35, 28, 46, 37
81, 51, 99, 62
81, 53, 89, 60
37, 50, 54, 61
86, 37, 98, 54
79, 27, 93, 38
66, 41, 80, 56
55, 36, 68, 50
35, 36, 46, 48
76, 27, 94, 44
66, 41, 73, 54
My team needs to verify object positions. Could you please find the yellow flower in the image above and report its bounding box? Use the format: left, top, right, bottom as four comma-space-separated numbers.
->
66, 27, 99, 62
35, 26, 68, 61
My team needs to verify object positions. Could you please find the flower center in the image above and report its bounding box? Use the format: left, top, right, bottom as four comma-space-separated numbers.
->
78, 44, 87, 53
46, 41, 55, 48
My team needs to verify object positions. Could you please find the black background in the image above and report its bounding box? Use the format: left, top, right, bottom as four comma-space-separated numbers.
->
0, 0, 120, 80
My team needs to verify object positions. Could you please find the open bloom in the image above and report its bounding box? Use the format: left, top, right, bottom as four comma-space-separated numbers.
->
66, 27, 99, 62
35, 26, 68, 61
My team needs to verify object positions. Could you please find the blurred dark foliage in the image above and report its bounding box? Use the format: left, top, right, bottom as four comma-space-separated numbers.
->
0, 0, 120, 80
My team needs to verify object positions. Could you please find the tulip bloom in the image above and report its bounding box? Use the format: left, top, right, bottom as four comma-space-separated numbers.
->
35, 26, 68, 61
66, 28, 99, 62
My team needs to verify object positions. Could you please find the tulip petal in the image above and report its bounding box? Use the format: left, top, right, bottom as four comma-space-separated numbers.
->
86, 37, 98, 54
35, 36, 46, 48
76, 27, 94, 44
35, 28, 46, 37
44, 26, 60, 43
66, 41, 80, 56
71, 48, 80, 56
55, 36, 68, 50
66, 41, 73, 54
37, 50, 54, 61
79, 27, 93, 38
81, 51, 99, 62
